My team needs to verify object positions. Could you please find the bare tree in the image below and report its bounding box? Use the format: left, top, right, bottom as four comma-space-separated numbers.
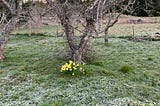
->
0, 0, 21, 60
90, 0, 136, 42
0, 0, 54, 60
46, 0, 136, 62
0, 0, 136, 62
45, 0, 98, 63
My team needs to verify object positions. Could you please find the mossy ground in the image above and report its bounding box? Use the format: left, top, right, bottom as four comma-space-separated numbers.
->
0, 26, 160, 106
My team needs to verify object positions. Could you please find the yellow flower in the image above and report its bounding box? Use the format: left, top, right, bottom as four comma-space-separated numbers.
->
61, 66, 66, 71
73, 67, 77, 70
65, 63, 69, 67
82, 68, 85, 71
73, 63, 76, 66
60, 61, 86, 75
69, 68, 72, 71
73, 62, 79, 68
80, 67, 83, 72
66, 68, 68, 70
68, 64, 71, 69
69, 60, 73, 64
76, 63, 79, 67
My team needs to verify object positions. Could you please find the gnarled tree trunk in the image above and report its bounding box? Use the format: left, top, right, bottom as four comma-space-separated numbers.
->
61, 17, 94, 63
0, 16, 17, 60
104, 27, 109, 43
45, 0, 95, 63
73, 20, 94, 63
59, 16, 94, 62
0, 0, 20, 61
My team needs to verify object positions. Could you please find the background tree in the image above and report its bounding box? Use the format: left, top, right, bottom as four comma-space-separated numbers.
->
0, 0, 137, 62
147, 0, 160, 16
0, 0, 22, 60
127, 0, 160, 16
0, 0, 53, 61
46, 0, 136, 63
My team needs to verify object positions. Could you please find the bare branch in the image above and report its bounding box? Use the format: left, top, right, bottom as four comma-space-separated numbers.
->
1, 0, 15, 15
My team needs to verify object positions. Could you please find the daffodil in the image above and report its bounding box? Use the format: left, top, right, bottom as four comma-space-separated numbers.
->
69, 68, 72, 71
65, 63, 68, 66
83, 69, 85, 72
69, 60, 73, 64
73, 67, 77, 70
76, 63, 79, 67
60, 61, 86, 76
66, 68, 68, 70
73, 63, 76, 66
61, 66, 66, 71
68, 64, 71, 69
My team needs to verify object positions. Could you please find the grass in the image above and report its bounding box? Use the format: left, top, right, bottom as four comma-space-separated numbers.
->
119, 64, 133, 73
109, 24, 160, 37
11, 25, 63, 36
0, 26, 160, 106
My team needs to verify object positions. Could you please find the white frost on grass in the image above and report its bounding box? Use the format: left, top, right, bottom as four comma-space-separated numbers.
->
0, 75, 158, 106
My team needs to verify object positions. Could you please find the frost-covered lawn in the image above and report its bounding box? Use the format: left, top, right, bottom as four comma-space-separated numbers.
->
0, 31, 160, 106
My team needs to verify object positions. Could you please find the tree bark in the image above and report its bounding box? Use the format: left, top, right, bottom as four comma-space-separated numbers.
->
62, 18, 77, 52
49, 1, 95, 63
0, 49, 5, 60
58, 5, 78, 60
60, 15, 94, 63
73, 50, 82, 63
104, 27, 109, 43
72, 19, 94, 63
0, 16, 17, 61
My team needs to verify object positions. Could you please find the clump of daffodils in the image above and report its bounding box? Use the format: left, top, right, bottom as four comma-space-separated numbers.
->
61, 60, 85, 75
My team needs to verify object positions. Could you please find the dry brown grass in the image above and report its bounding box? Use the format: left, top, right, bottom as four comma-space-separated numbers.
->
107, 16, 160, 36
10, 15, 160, 37
109, 23, 160, 36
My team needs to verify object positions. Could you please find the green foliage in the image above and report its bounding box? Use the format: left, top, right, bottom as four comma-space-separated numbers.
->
148, 57, 153, 61
81, 64, 95, 74
119, 64, 132, 73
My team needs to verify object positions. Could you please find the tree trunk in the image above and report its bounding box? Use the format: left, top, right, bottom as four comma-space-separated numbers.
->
58, 5, 78, 61
57, 4, 94, 63
62, 17, 77, 52
0, 49, 5, 60
104, 28, 109, 43
61, 17, 93, 63
73, 50, 82, 63
72, 20, 93, 63
0, 16, 17, 61
28, 20, 32, 36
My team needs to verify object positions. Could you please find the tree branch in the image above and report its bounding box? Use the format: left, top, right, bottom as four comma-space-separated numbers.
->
1, 0, 15, 15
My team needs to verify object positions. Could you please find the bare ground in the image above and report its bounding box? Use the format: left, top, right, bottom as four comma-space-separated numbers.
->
1, 15, 160, 36
108, 15, 160, 36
